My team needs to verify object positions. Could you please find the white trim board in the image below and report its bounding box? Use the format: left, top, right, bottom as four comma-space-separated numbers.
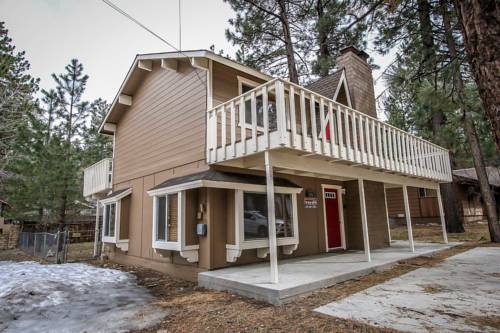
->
147, 179, 303, 197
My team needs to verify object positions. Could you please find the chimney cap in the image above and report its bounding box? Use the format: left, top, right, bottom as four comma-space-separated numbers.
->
339, 46, 369, 61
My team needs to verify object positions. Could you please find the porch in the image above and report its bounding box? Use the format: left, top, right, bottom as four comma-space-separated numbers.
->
198, 240, 460, 305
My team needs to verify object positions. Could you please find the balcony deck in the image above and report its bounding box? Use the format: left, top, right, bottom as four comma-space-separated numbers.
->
206, 79, 452, 184
83, 158, 113, 198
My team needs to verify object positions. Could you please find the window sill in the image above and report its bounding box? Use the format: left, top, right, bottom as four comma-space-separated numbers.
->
152, 241, 200, 263
226, 237, 298, 262
102, 237, 129, 252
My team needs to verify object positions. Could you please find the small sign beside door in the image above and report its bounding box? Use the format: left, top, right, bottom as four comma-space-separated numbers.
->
304, 197, 318, 208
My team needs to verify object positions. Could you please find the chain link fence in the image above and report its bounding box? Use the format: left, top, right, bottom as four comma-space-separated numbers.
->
18, 230, 69, 263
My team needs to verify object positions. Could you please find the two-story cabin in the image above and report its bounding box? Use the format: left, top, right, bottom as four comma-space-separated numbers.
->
83, 47, 452, 284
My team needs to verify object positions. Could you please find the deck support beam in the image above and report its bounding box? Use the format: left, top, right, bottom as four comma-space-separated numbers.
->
436, 187, 449, 244
265, 151, 279, 283
358, 179, 371, 262
402, 185, 415, 252
383, 184, 392, 243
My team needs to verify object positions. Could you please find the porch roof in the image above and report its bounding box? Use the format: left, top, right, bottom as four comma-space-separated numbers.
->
149, 170, 301, 192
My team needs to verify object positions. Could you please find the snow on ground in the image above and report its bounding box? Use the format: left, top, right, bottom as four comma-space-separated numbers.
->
0, 261, 167, 333
315, 247, 500, 333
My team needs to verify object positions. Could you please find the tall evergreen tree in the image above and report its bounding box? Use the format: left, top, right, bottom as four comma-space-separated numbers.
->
51, 59, 89, 227
82, 98, 113, 166
0, 22, 38, 170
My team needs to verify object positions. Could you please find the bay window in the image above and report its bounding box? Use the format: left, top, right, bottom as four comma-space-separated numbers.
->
243, 192, 294, 240
103, 203, 116, 237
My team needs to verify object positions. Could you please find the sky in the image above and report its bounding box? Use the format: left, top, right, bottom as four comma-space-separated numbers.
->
1, 0, 392, 114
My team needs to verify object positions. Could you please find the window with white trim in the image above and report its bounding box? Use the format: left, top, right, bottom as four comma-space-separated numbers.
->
154, 193, 178, 243
237, 76, 277, 130
243, 192, 294, 240
103, 203, 116, 237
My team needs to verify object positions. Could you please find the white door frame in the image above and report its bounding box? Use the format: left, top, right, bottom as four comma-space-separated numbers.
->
321, 184, 346, 251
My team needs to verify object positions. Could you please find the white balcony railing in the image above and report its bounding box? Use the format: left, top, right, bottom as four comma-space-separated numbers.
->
83, 158, 113, 198
207, 78, 452, 182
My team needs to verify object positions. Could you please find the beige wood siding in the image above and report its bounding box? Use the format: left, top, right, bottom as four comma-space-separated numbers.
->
113, 60, 207, 184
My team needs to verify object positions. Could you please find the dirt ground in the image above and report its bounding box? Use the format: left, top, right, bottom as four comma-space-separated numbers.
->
1, 223, 497, 333
390, 221, 490, 243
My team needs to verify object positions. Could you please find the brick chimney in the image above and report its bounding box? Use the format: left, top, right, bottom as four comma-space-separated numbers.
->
336, 47, 377, 118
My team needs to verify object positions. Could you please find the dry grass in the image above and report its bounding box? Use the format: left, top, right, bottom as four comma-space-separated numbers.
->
390, 221, 490, 243
119, 242, 486, 333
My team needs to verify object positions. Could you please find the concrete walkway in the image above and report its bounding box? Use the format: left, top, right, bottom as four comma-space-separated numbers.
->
315, 247, 500, 333
198, 241, 459, 304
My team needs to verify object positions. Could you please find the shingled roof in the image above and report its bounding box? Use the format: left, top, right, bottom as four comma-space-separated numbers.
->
453, 167, 500, 187
306, 69, 344, 100
149, 170, 301, 191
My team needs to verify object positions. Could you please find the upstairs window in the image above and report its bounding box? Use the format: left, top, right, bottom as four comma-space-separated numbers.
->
238, 76, 277, 130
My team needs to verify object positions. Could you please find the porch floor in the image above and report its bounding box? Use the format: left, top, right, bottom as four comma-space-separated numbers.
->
198, 241, 460, 305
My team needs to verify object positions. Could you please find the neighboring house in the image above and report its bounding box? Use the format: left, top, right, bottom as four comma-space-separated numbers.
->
386, 166, 500, 224
83, 47, 452, 281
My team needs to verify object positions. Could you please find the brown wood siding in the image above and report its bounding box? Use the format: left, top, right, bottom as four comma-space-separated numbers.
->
167, 193, 178, 242
344, 180, 389, 250
119, 195, 130, 240
113, 60, 207, 184
185, 189, 200, 246
385, 187, 421, 218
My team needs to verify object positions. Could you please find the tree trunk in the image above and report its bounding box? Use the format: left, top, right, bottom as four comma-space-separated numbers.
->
277, 0, 299, 83
454, 0, 500, 153
440, 153, 465, 232
445, 0, 500, 241
316, 0, 330, 77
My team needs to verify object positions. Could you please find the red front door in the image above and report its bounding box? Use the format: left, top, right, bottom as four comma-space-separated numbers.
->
324, 188, 342, 249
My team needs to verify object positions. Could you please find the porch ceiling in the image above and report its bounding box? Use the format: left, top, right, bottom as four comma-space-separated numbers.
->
215, 149, 442, 190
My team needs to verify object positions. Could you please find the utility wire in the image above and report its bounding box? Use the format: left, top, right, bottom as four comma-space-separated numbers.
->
100, 0, 206, 88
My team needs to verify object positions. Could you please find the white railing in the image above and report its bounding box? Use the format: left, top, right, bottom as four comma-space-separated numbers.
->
83, 158, 113, 197
207, 78, 452, 182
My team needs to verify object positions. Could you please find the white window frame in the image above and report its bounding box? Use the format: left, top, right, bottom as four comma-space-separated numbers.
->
102, 202, 117, 241
321, 184, 346, 251
100, 188, 132, 251
237, 75, 266, 131
150, 190, 199, 262
226, 186, 300, 262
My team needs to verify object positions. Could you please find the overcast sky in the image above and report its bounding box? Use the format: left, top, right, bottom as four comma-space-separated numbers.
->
2, 0, 391, 114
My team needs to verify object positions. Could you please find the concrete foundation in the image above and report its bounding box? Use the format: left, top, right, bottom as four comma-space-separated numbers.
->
198, 241, 460, 305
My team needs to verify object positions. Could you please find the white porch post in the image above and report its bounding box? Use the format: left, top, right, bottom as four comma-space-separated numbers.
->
436, 186, 449, 244
358, 179, 371, 262
265, 151, 279, 283
93, 200, 100, 257
383, 184, 392, 243
402, 185, 415, 252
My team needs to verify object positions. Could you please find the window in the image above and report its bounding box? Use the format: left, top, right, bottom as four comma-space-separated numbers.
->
154, 193, 178, 243
103, 203, 116, 237
243, 192, 294, 240
418, 188, 437, 198
238, 76, 277, 130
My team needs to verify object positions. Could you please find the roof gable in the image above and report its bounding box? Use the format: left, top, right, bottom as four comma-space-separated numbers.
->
306, 69, 352, 107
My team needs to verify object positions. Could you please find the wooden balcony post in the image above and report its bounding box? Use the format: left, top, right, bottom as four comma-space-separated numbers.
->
275, 80, 287, 146
402, 184, 415, 252
265, 151, 279, 283
436, 187, 449, 244
358, 179, 371, 262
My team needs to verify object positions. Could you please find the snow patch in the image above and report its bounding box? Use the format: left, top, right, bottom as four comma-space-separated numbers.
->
0, 261, 167, 333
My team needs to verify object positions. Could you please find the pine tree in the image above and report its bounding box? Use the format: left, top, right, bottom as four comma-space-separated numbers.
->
82, 98, 113, 166
51, 59, 89, 227
0, 21, 38, 170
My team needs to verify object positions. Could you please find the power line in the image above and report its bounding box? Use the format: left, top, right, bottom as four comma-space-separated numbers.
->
100, 0, 206, 88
